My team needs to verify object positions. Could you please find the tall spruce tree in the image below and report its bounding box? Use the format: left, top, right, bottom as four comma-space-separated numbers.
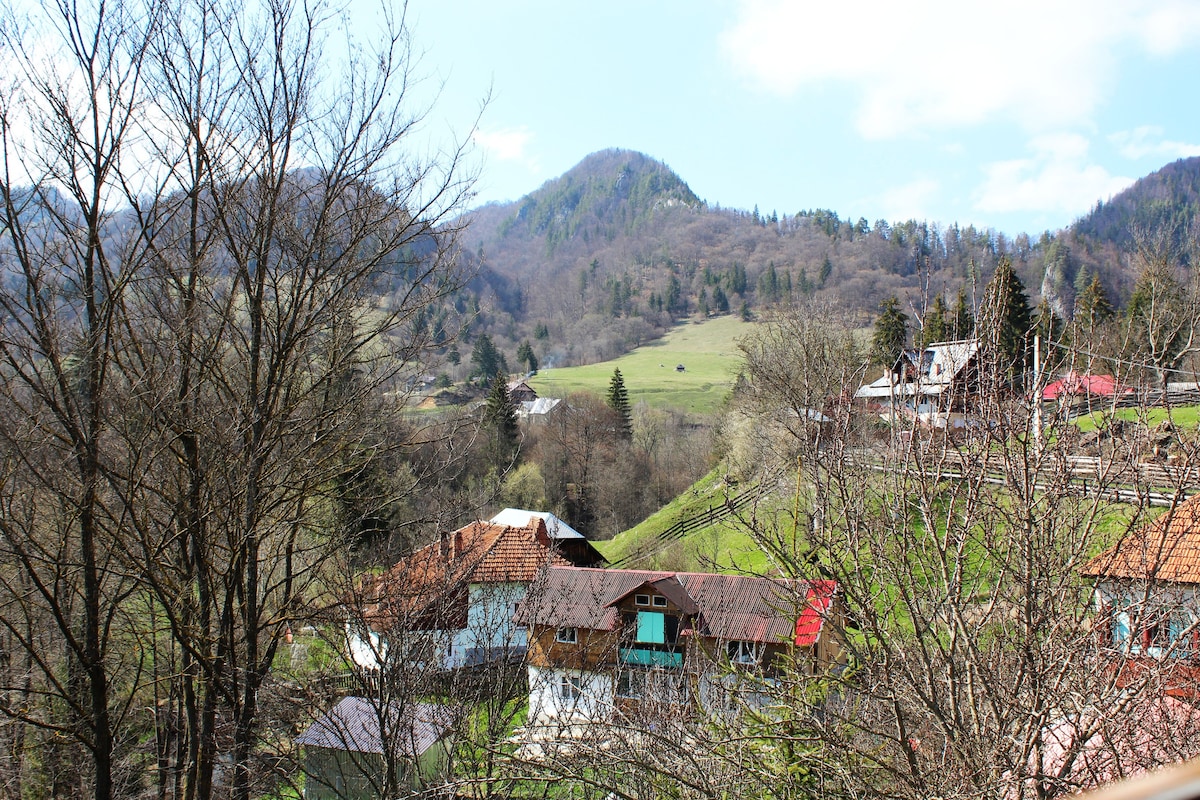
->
978, 256, 1032, 389
920, 294, 949, 347
485, 370, 520, 463
951, 288, 975, 340
870, 296, 909, 367
606, 368, 633, 439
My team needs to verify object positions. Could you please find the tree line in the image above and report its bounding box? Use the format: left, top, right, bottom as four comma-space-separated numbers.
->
0, 0, 472, 796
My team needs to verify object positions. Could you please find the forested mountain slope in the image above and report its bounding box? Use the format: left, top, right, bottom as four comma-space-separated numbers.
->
438, 150, 1200, 375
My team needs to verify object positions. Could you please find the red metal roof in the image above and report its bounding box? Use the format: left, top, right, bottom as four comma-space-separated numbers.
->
794, 581, 837, 646
1042, 372, 1130, 401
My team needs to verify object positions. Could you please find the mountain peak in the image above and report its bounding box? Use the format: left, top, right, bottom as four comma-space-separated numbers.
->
497, 149, 702, 246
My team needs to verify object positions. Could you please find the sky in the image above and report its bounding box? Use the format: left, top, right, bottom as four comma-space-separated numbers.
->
404, 0, 1200, 239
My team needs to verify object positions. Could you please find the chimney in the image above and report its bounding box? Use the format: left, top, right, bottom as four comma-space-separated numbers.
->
533, 518, 550, 548
454, 528, 464, 558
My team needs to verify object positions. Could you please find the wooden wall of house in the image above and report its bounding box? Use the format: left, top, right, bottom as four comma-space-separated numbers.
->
526, 624, 620, 670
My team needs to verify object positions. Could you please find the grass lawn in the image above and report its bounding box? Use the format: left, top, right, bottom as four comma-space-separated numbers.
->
527, 315, 754, 415
595, 467, 788, 575
1073, 404, 1200, 432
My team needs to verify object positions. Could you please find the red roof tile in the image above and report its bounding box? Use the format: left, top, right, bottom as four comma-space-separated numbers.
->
1082, 495, 1200, 583
361, 519, 576, 631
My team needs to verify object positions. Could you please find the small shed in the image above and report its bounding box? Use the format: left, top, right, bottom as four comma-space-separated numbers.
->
295, 697, 457, 799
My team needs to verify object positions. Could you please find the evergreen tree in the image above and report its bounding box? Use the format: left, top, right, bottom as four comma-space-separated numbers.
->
920, 294, 949, 347
470, 333, 507, 382
951, 288, 975, 339
712, 285, 730, 313
870, 295, 909, 367
818, 256, 833, 287
516, 340, 538, 373
1074, 274, 1113, 329
606, 368, 633, 439
977, 256, 1032, 389
484, 369, 520, 463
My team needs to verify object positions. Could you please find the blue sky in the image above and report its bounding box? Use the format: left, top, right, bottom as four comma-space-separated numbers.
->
406, 0, 1200, 239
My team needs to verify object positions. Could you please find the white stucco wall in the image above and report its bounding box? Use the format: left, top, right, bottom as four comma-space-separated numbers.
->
347, 581, 529, 671
448, 582, 528, 668
527, 665, 614, 725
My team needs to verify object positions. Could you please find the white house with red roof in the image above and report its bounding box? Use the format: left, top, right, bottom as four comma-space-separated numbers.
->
349, 511, 603, 672
514, 566, 842, 726
1081, 495, 1200, 696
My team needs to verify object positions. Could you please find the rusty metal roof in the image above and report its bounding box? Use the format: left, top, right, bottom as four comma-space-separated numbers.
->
518, 566, 837, 645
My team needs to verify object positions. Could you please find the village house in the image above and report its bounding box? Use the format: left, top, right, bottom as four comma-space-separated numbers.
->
855, 338, 980, 429
348, 510, 604, 672
514, 566, 842, 728
506, 379, 538, 404
1081, 494, 1200, 697
295, 697, 457, 799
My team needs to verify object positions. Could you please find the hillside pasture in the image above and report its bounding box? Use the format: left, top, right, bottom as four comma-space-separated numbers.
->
527, 315, 753, 414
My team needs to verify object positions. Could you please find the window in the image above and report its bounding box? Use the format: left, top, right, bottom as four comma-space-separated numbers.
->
559, 674, 583, 701
635, 594, 651, 606
617, 670, 644, 698
618, 670, 683, 701
637, 611, 665, 643
727, 640, 761, 665
665, 615, 680, 645
652, 596, 668, 607
555, 627, 577, 644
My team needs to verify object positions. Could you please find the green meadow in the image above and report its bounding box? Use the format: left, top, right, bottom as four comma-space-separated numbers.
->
1072, 404, 1200, 432
528, 315, 754, 414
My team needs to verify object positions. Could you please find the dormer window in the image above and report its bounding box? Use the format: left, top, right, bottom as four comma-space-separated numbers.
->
635, 594, 651, 606
652, 596, 667, 608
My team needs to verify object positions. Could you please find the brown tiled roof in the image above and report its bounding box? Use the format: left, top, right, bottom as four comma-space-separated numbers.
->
1082, 495, 1200, 583
517, 566, 836, 645
360, 519, 575, 631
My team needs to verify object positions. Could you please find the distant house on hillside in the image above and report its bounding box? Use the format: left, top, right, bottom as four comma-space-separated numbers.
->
855, 338, 980, 428
506, 380, 538, 403
514, 566, 842, 729
348, 511, 603, 672
1081, 494, 1200, 698
518, 397, 562, 423
296, 697, 457, 799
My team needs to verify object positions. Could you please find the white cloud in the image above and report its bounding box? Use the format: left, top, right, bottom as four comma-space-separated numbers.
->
1110, 126, 1200, 160
473, 126, 536, 164
974, 135, 1134, 216
719, 0, 1200, 140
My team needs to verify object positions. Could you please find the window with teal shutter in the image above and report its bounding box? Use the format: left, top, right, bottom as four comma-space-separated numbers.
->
637, 611, 665, 643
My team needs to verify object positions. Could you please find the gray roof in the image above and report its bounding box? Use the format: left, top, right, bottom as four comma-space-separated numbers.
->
490, 507, 584, 540
295, 697, 457, 755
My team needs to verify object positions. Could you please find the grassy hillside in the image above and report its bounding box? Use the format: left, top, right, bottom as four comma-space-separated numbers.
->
527, 315, 753, 414
593, 467, 789, 575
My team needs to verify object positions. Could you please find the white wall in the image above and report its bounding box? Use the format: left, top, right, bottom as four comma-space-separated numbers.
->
527, 666, 614, 725
347, 582, 529, 671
